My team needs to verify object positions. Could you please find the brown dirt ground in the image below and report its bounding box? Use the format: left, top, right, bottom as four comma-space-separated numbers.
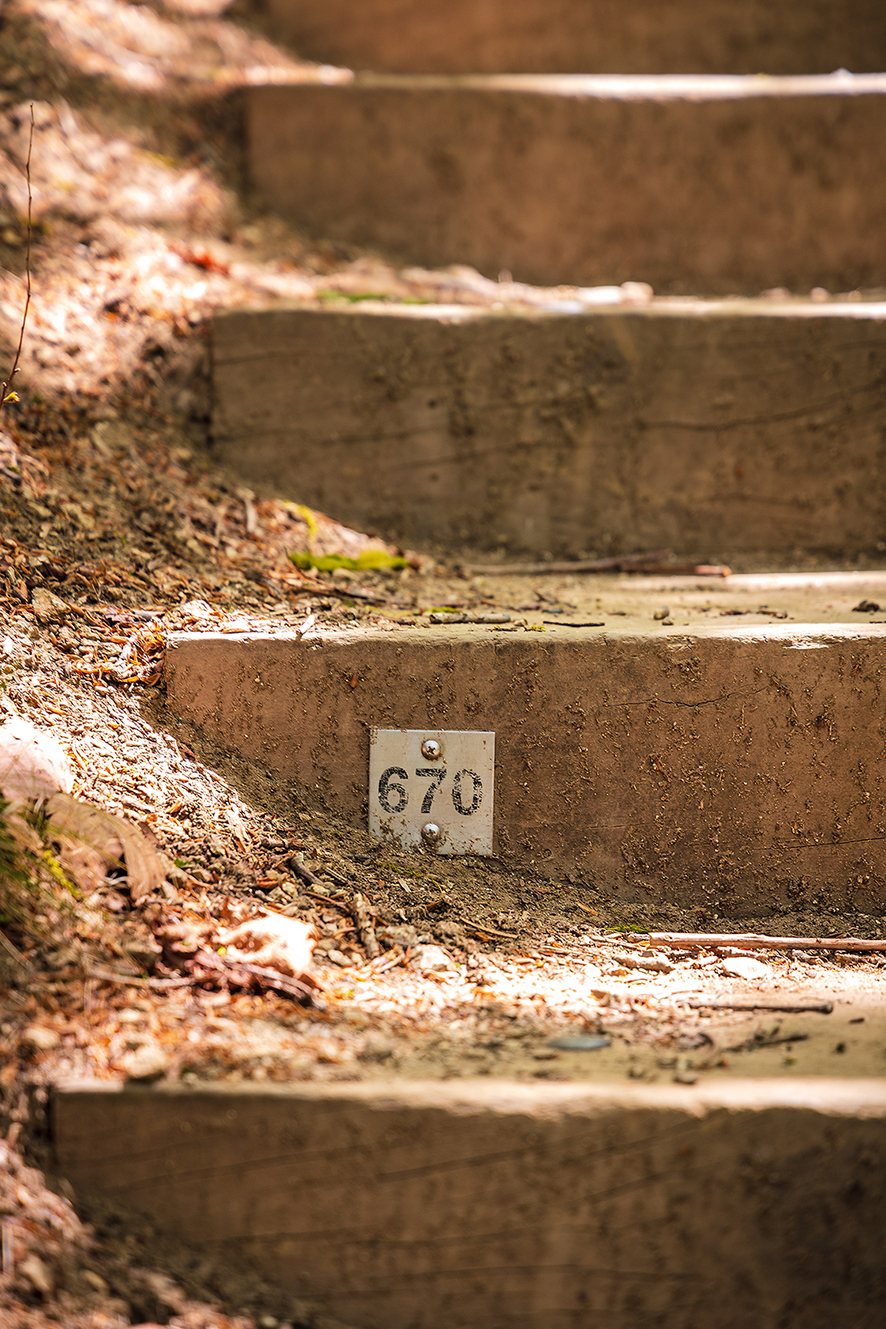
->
0, 3, 884, 1328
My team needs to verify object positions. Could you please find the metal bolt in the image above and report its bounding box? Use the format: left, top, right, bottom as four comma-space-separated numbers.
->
421, 822, 441, 844
420, 738, 442, 760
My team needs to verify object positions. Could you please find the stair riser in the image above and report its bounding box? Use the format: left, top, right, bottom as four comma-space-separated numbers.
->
212, 304, 886, 559
244, 0, 886, 76
166, 626, 886, 914
248, 83, 886, 291
53, 1080, 886, 1329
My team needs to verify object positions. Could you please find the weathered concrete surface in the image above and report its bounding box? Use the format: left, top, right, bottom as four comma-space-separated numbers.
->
243, 0, 886, 76
212, 300, 886, 559
52, 1077, 886, 1329
164, 605, 886, 913
247, 75, 886, 292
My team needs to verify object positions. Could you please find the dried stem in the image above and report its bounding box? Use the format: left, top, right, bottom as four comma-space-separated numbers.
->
627, 931, 886, 953
0, 103, 34, 412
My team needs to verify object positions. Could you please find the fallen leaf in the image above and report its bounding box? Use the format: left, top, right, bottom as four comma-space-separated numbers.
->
46, 793, 167, 903
56, 835, 117, 895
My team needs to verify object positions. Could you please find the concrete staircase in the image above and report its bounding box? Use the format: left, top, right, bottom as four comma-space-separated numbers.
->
242, 0, 886, 77
125, 11, 886, 1327
214, 7, 886, 563
213, 299, 886, 560
202, 4, 886, 895
246, 71, 886, 293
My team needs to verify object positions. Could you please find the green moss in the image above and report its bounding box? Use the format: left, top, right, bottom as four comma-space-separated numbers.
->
289, 549, 407, 573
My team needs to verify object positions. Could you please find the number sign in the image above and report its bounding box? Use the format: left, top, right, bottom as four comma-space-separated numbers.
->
369, 729, 495, 855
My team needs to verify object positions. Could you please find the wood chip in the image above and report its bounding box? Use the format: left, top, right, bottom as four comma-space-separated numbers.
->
352, 892, 380, 959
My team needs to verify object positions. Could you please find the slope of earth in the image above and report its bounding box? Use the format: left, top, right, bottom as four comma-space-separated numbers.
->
0, 3, 884, 1328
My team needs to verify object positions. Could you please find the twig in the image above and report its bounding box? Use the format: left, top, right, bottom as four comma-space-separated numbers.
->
1, 1218, 14, 1277
639, 563, 731, 577
352, 892, 380, 959
0, 105, 34, 413
371, 947, 407, 974
688, 998, 833, 1014
285, 853, 350, 892
466, 550, 670, 575
0, 926, 29, 971
271, 578, 385, 604
725, 1031, 809, 1052
459, 917, 517, 941
88, 966, 195, 989
191, 947, 321, 1002
466, 551, 730, 577
637, 931, 886, 954
618, 953, 674, 974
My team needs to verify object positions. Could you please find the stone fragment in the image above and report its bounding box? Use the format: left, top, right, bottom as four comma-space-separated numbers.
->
411, 943, 456, 972
30, 586, 69, 623
20, 1254, 53, 1295
82, 1270, 109, 1294
220, 912, 314, 978
21, 1024, 60, 1052
722, 957, 770, 980
547, 1034, 610, 1051
122, 1041, 171, 1083
0, 718, 74, 802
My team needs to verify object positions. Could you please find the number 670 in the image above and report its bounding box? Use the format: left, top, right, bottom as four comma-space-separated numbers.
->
377, 766, 483, 816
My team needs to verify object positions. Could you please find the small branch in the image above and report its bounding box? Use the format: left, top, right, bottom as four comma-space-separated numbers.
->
465, 550, 671, 576
0, 105, 33, 413
458, 916, 518, 941
191, 946, 322, 1003
1, 1218, 15, 1277
618, 953, 674, 974
466, 551, 731, 578
638, 931, 886, 954
687, 998, 834, 1014
267, 575, 386, 604
0, 927, 29, 971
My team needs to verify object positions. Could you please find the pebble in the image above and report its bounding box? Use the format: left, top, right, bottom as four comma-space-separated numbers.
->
0, 718, 74, 801
122, 1041, 172, 1083
547, 1034, 610, 1052
410, 943, 456, 973
21, 1024, 60, 1052
30, 586, 69, 624
20, 1253, 53, 1295
722, 957, 770, 980
82, 1269, 109, 1294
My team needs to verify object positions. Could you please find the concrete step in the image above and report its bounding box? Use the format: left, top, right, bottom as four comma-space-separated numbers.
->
165, 572, 886, 914
246, 73, 886, 291
52, 1077, 886, 1329
212, 298, 886, 561
241, 0, 886, 76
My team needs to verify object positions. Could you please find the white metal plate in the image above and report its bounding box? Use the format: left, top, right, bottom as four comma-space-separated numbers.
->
369, 729, 495, 855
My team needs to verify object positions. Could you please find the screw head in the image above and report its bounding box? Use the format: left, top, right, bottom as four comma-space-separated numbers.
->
420, 738, 442, 760
421, 822, 441, 844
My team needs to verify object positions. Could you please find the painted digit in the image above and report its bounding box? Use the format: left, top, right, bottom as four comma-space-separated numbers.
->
378, 766, 408, 813
415, 767, 448, 813
452, 768, 482, 815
